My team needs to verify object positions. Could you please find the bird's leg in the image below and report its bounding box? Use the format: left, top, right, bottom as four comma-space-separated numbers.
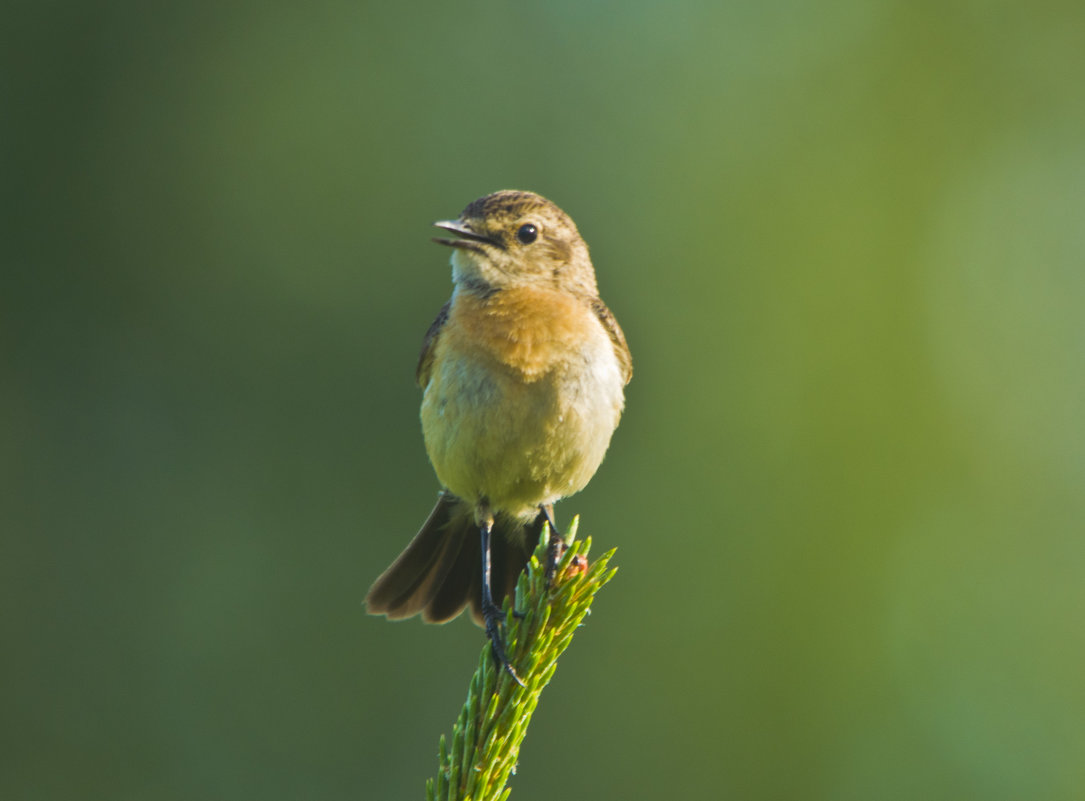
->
541, 503, 565, 586
478, 508, 524, 686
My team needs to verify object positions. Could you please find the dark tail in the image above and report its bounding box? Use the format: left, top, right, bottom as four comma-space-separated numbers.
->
365, 492, 542, 627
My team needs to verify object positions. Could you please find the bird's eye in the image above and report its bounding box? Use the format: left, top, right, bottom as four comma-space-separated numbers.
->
516, 223, 538, 245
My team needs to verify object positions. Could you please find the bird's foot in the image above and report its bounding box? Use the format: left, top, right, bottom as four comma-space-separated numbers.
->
482, 600, 524, 687
541, 505, 567, 587
544, 531, 567, 587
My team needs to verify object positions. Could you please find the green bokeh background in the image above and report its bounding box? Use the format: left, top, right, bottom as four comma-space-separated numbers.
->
5, 1, 1084, 799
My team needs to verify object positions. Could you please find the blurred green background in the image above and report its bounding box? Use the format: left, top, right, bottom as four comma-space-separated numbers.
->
4, 1, 1084, 798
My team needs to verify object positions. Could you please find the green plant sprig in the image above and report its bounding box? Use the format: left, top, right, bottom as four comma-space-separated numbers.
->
426, 517, 617, 801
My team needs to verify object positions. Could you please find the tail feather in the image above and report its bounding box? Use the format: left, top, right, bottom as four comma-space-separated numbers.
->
365, 492, 462, 619
424, 524, 480, 624
366, 492, 545, 628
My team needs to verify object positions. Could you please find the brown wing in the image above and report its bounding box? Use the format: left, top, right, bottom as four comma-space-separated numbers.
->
416, 301, 451, 388
591, 298, 633, 385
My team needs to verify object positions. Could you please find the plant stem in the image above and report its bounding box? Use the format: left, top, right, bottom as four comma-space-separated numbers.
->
426, 518, 617, 801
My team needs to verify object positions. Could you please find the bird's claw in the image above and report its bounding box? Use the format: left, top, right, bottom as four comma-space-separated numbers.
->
482, 601, 524, 687
543, 532, 567, 587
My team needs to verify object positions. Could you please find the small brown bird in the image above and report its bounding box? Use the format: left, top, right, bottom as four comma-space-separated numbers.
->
365, 190, 631, 680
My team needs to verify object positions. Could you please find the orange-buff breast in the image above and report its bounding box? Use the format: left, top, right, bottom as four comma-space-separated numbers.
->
443, 287, 592, 380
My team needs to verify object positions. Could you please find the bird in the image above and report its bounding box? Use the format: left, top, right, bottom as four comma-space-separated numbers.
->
365, 190, 631, 681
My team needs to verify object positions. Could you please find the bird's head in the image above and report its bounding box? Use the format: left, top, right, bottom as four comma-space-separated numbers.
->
433, 190, 597, 297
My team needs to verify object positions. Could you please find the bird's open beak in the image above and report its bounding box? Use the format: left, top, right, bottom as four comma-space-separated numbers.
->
432, 220, 496, 249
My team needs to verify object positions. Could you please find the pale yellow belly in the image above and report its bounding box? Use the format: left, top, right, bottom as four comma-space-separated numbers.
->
420, 341, 623, 519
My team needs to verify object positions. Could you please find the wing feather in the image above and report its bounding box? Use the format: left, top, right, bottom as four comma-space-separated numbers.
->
590, 298, 632, 385
416, 301, 451, 387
